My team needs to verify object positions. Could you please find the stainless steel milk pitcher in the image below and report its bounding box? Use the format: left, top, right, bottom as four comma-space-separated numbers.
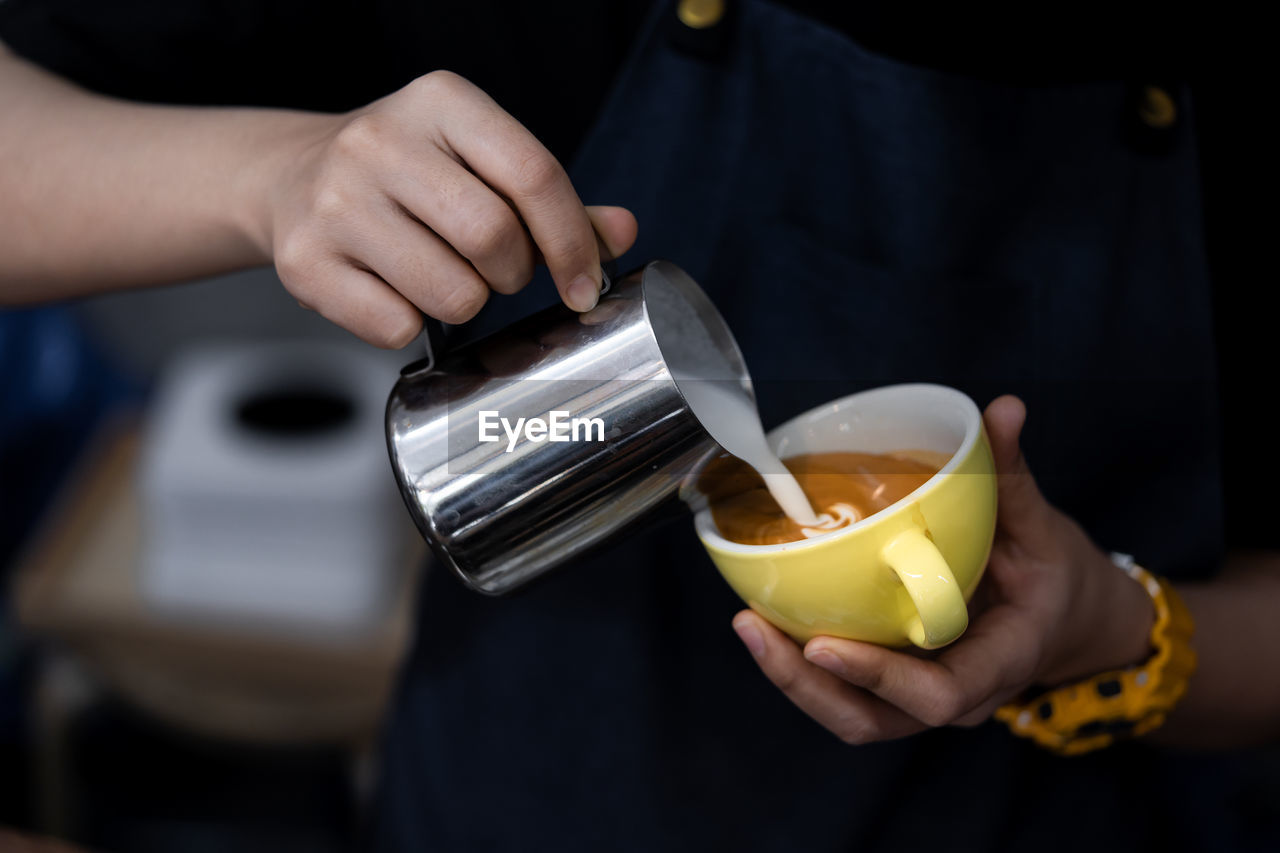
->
385, 260, 752, 594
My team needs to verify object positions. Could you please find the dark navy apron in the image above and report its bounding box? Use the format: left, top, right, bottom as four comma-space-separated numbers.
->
373, 2, 1234, 850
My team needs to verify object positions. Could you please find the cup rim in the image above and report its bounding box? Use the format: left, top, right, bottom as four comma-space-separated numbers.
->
692, 383, 982, 555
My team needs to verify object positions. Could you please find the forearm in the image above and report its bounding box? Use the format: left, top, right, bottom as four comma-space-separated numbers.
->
0, 42, 330, 300
1151, 552, 1280, 748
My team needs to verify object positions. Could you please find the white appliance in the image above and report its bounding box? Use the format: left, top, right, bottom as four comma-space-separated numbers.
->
139, 341, 414, 637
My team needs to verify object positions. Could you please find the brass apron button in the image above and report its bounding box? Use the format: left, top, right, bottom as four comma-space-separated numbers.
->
678, 0, 726, 29
1138, 85, 1177, 129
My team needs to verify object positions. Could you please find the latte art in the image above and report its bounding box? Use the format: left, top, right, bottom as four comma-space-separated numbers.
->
799, 502, 860, 538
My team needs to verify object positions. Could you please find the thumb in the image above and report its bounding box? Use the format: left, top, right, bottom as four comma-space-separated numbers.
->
982, 395, 1047, 533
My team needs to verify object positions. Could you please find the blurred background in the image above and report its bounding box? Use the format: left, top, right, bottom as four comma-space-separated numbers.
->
1, 268, 425, 851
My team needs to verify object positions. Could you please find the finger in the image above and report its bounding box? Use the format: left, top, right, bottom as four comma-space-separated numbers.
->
586, 205, 638, 261
804, 639, 970, 727
351, 204, 491, 324
804, 605, 1038, 728
391, 152, 535, 295
430, 73, 602, 311
732, 611, 926, 744
296, 259, 423, 349
982, 394, 1048, 533
526, 205, 634, 269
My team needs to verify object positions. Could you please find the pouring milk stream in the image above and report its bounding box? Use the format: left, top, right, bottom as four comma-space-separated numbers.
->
647, 275, 847, 533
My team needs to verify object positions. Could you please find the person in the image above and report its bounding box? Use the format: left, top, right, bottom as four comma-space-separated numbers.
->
1, 1, 1276, 850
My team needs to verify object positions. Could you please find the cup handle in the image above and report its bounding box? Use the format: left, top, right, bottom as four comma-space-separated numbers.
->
881, 527, 968, 649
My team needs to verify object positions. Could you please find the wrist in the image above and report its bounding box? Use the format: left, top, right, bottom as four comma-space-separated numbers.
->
1091, 555, 1157, 671
1042, 549, 1155, 685
998, 562, 1195, 755
230, 109, 339, 264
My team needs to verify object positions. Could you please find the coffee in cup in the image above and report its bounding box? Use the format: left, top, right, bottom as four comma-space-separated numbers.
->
688, 384, 997, 649
697, 451, 947, 546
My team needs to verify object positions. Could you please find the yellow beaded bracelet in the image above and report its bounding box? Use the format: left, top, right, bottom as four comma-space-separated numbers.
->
995, 554, 1196, 756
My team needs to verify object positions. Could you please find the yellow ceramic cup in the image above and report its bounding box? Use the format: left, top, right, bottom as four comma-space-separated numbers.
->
692, 384, 996, 649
